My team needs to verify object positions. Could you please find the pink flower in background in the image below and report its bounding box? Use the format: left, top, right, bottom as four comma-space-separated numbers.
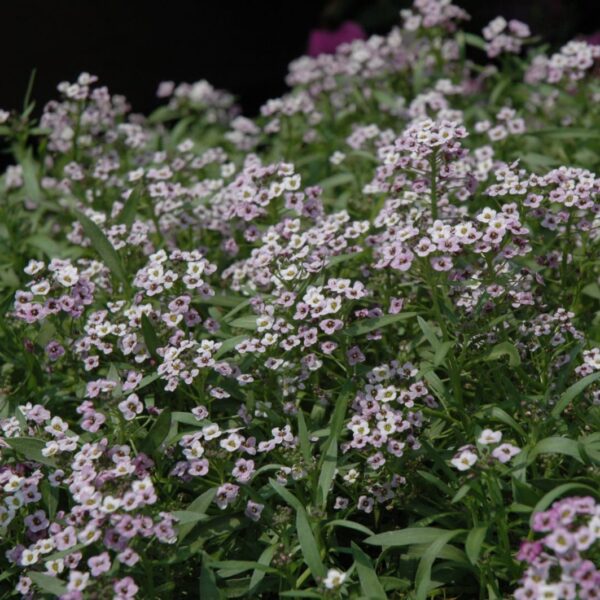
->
308, 20, 366, 57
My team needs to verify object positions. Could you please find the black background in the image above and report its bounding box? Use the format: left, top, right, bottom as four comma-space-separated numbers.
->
1, 0, 598, 118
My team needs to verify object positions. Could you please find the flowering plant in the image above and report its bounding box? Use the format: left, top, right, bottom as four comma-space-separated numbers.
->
1, 1, 599, 598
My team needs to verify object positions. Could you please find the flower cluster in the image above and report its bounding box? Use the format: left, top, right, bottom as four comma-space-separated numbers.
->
515, 496, 600, 599
482, 17, 531, 58
450, 429, 521, 471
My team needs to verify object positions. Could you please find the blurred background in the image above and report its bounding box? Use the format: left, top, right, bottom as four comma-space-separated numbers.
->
0, 0, 599, 118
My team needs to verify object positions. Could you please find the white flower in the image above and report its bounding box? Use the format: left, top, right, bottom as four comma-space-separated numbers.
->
20, 548, 39, 566
45, 559, 65, 575
477, 429, 502, 445
101, 496, 121, 513
55, 266, 79, 287
24, 260, 44, 275
323, 568, 346, 589
491, 443, 521, 463
67, 571, 89, 592
451, 450, 478, 471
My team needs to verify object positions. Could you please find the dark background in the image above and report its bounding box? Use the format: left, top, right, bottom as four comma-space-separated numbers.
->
1, 0, 599, 118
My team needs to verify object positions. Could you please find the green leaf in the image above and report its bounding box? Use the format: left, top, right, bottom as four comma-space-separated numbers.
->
141, 313, 160, 359
229, 315, 258, 330
76, 210, 129, 289
521, 153, 561, 170
200, 556, 222, 599
249, 545, 276, 593
463, 32, 486, 50
26, 234, 71, 258
214, 335, 248, 359
172, 510, 209, 525
6, 437, 56, 467
415, 530, 464, 600
485, 341, 521, 367
352, 543, 387, 599
325, 519, 375, 537
345, 312, 416, 337
465, 526, 487, 565
41, 480, 59, 520
581, 283, 600, 300
21, 151, 43, 203
526, 128, 600, 139
551, 372, 600, 418
480, 406, 526, 437
212, 560, 277, 577
117, 187, 141, 227
531, 483, 599, 524
317, 441, 337, 507
319, 172, 355, 190
178, 488, 217, 542
137, 372, 160, 390
140, 409, 172, 455
270, 479, 325, 579
417, 316, 441, 351
580, 433, 600, 464
28, 571, 67, 596
433, 341, 454, 367
297, 411, 312, 464
317, 383, 353, 507
203, 295, 247, 308
527, 436, 583, 464
365, 527, 452, 547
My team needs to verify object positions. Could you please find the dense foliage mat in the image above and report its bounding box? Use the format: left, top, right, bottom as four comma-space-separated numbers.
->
1, 1, 599, 598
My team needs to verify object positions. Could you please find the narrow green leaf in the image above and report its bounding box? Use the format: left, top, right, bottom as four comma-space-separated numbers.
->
297, 411, 312, 464
365, 527, 451, 547
319, 172, 355, 190
6, 437, 56, 467
481, 407, 526, 437
249, 545, 276, 592
214, 335, 248, 359
463, 32, 486, 50
202, 295, 247, 308
140, 409, 172, 455
527, 436, 583, 464
200, 556, 222, 599
270, 479, 325, 579
178, 488, 217, 542
229, 315, 258, 330
433, 341, 454, 367
21, 151, 43, 202
172, 510, 209, 525
325, 520, 375, 537
352, 543, 387, 599
317, 441, 337, 507
76, 211, 128, 288
526, 128, 600, 139
551, 372, 600, 418
415, 530, 464, 600
317, 383, 353, 507
465, 526, 487, 565
117, 187, 141, 227
531, 483, 599, 524
28, 572, 67, 596
417, 317, 441, 351
137, 372, 160, 390
345, 312, 416, 337
41, 480, 59, 521
485, 341, 521, 367
141, 313, 160, 359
